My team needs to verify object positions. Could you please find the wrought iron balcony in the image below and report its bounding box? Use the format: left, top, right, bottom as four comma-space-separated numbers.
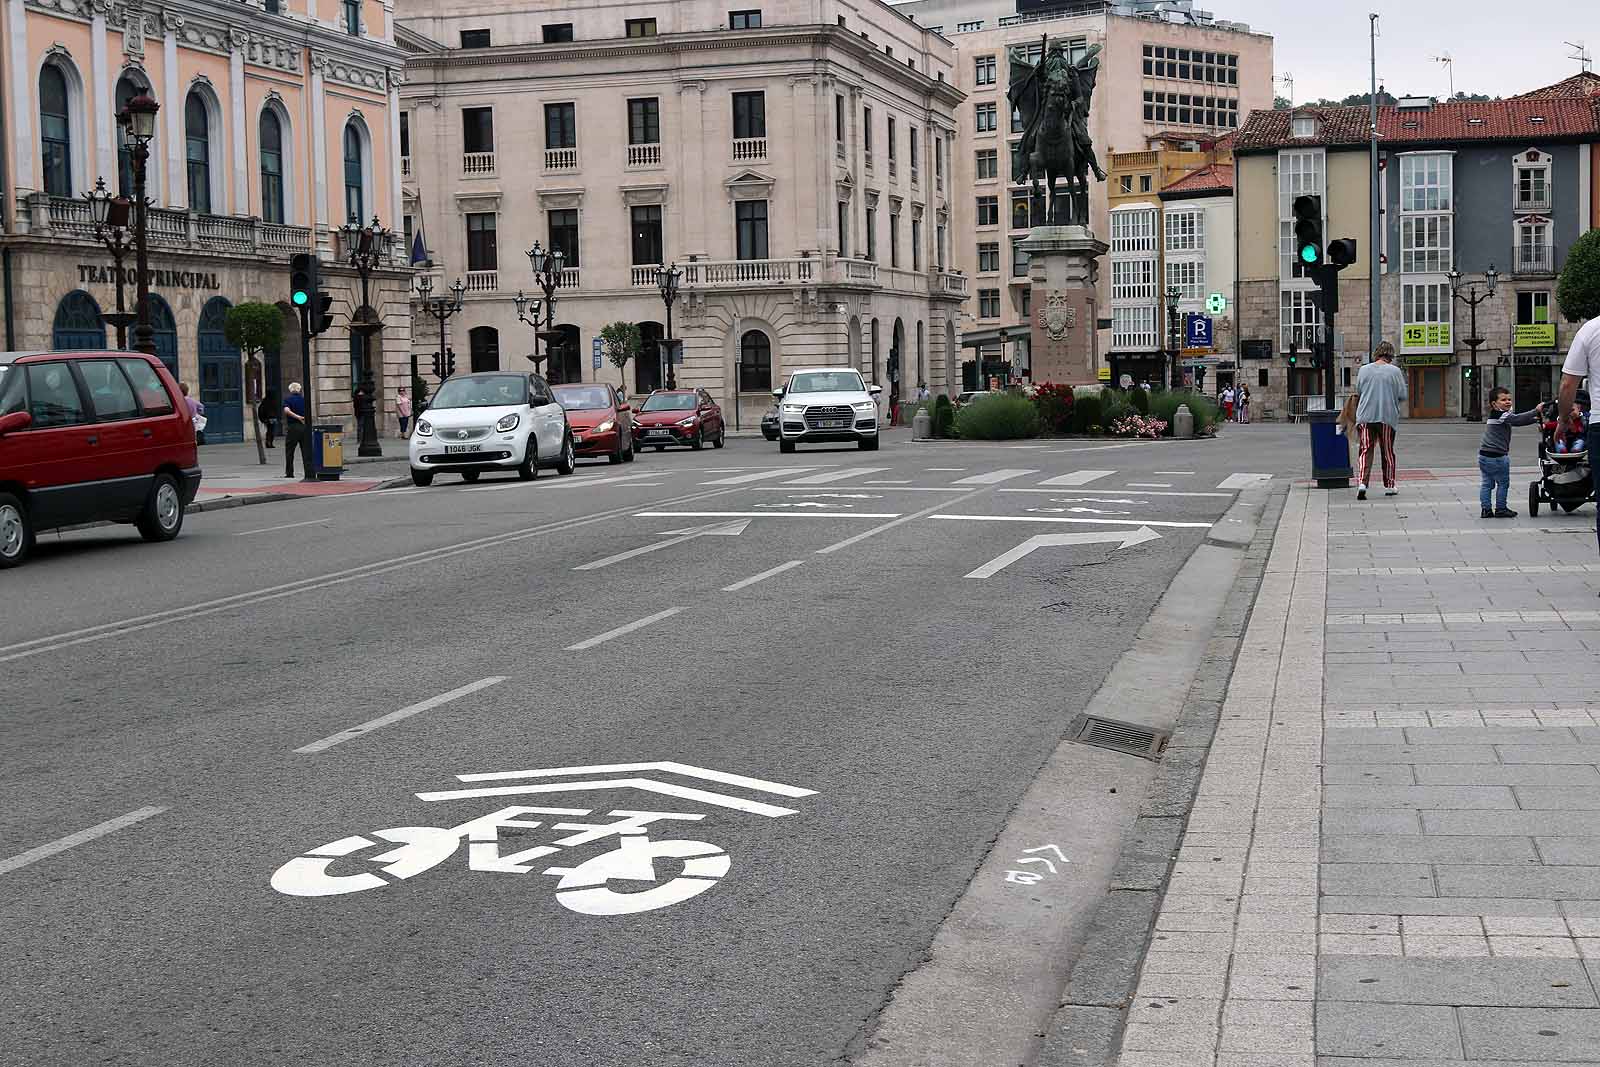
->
1513, 244, 1556, 275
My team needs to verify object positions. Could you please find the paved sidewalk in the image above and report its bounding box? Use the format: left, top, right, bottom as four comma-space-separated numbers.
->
1112, 476, 1600, 1066
192, 440, 409, 509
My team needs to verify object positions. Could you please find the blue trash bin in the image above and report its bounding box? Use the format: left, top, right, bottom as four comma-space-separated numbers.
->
1308, 410, 1351, 488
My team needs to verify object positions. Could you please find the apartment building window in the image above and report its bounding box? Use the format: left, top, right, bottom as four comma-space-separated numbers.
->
978, 289, 1000, 318
937, 223, 946, 269
1119, 174, 1133, 194
1011, 241, 1028, 277
975, 149, 998, 180
628, 98, 660, 144
910, 130, 918, 177
1166, 259, 1205, 302
1139, 174, 1152, 192
1142, 44, 1238, 85
466, 212, 497, 271
1142, 91, 1239, 128
974, 102, 997, 133
912, 218, 922, 270
1111, 259, 1155, 301
865, 207, 877, 260
1516, 154, 1552, 210
549, 209, 580, 267
542, 23, 574, 42
733, 92, 766, 138
1011, 192, 1035, 229
462, 107, 494, 154
1399, 215, 1452, 274
974, 55, 996, 85
1165, 209, 1204, 252
729, 9, 761, 29
399, 111, 410, 160
185, 92, 212, 214
460, 28, 490, 48
260, 110, 284, 224
957, 20, 983, 32
978, 242, 999, 272
935, 135, 943, 181
838, 202, 850, 257
1399, 153, 1452, 212
342, 0, 359, 35
1277, 149, 1324, 280
1517, 219, 1553, 273
1517, 291, 1552, 342
888, 116, 897, 164
1112, 306, 1157, 350
889, 211, 900, 267
545, 103, 576, 149
1279, 289, 1323, 353
631, 205, 663, 265
736, 200, 769, 260
626, 18, 658, 37
1400, 280, 1451, 349
1020, 289, 1030, 316
976, 196, 999, 227
1110, 208, 1157, 254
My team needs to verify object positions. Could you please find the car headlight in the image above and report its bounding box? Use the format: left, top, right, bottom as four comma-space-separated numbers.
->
677, 416, 698, 427
782, 404, 805, 415
594, 419, 615, 434
852, 401, 877, 411
496, 413, 520, 432
415, 419, 433, 436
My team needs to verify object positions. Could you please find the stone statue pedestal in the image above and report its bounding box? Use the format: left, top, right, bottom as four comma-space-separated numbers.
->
1019, 225, 1108, 387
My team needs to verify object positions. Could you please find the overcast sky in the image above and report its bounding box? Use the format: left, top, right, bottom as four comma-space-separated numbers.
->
1218, 0, 1600, 103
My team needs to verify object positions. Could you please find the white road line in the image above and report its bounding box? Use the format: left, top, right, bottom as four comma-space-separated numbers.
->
932, 514, 1213, 529
1217, 472, 1273, 489
1044, 442, 1149, 453
784, 467, 888, 485
701, 468, 813, 485
927, 467, 966, 471
1154, 471, 1196, 475
952, 468, 1039, 485
234, 518, 332, 536
722, 560, 805, 591
0, 806, 166, 877
634, 510, 901, 519
1127, 482, 1174, 488
295, 677, 507, 754
1038, 470, 1114, 487
455, 760, 816, 797
1006, 445, 1050, 450
865, 479, 912, 484
815, 490, 986, 555
750, 486, 965, 493
417, 776, 798, 817
1000, 487, 1230, 499
565, 608, 685, 651
463, 472, 663, 493
574, 525, 728, 571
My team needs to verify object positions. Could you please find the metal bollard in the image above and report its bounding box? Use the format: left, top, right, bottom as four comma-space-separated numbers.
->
1173, 404, 1195, 439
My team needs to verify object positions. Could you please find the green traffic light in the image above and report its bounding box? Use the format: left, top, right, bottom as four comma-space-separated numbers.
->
1299, 245, 1319, 264
292, 290, 309, 306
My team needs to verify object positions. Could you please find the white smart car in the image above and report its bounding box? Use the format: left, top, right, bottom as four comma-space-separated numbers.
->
773, 368, 882, 453
408, 371, 575, 486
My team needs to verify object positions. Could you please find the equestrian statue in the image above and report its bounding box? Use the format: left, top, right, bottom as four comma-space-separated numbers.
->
1007, 37, 1106, 227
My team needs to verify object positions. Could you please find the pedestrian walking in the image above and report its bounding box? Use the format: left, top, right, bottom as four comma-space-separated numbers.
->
1221, 384, 1235, 422
180, 382, 206, 445
282, 382, 310, 479
1352, 341, 1407, 500
258, 390, 277, 448
1238, 385, 1251, 424
1477, 387, 1541, 518
396, 387, 412, 437
1556, 315, 1600, 558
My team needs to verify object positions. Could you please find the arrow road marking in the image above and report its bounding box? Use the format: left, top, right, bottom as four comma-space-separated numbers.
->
575, 520, 751, 570
453, 761, 817, 797
964, 526, 1163, 579
1026, 506, 1132, 515
1049, 496, 1149, 505
417, 777, 801, 818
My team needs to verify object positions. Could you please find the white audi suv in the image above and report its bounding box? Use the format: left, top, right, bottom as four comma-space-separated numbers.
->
773, 368, 882, 453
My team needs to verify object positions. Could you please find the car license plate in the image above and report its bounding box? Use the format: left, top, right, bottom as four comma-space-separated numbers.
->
572, 434, 583, 444
443, 444, 476, 454
819, 419, 847, 429
648, 428, 669, 436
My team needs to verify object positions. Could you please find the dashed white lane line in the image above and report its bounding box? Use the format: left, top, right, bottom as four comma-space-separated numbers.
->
1154, 471, 1196, 475
634, 511, 902, 519
750, 486, 964, 493
866, 480, 912, 484
565, 608, 685, 651
932, 514, 1213, 529
815, 490, 987, 555
701, 468, 814, 485
1038, 470, 1114, 487
0, 806, 167, 877
1000, 487, 1230, 499
295, 677, 508, 754
1217, 472, 1273, 489
234, 517, 332, 536
722, 560, 806, 592
1127, 482, 1174, 488
952, 468, 1039, 486
785, 467, 888, 485
927, 467, 966, 471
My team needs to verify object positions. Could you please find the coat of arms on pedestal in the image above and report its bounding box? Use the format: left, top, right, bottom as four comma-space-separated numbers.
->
1039, 293, 1076, 341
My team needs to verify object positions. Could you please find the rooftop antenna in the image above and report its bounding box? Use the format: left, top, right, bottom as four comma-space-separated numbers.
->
1431, 51, 1454, 98
1565, 40, 1593, 73
1275, 71, 1295, 107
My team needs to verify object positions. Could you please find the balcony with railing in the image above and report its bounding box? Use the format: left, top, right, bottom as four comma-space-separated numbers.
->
559, 267, 581, 289
733, 137, 767, 162
627, 143, 662, 168
933, 271, 968, 297
465, 270, 498, 292
682, 257, 816, 288
1515, 190, 1552, 213
40, 194, 313, 258
1513, 243, 1556, 275
631, 264, 662, 287
463, 151, 496, 176
835, 258, 880, 285
545, 147, 579, 171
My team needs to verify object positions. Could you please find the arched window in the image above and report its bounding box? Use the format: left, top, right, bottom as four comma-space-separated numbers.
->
39, 64, 71, 196
185, 90, 211, 213
636, 321, 664, 394
869, 318, 880, 384
468, 325, 499, 373
51, 290, 106, 350
343, 121, 365, 224
260, 109, 284, 224
146, 294, 179, 377
739, 330, 772, 392
115, 74, 144, 197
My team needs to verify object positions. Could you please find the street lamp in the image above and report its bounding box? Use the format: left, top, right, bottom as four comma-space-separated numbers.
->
338, 214, 393, 457
512, 290, 544, 373
85, 177, 135, 349
1164, 285, 1183, 389
117, 92, 159, 357
527, 241, 566, 382
415, 274, 464, 401
998, 327, 1011, 388
656, 262, 682, 389
1449, 263, 1498, 422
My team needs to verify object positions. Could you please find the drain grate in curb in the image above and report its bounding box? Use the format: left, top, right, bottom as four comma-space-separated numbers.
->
1066, 714, 1169, 761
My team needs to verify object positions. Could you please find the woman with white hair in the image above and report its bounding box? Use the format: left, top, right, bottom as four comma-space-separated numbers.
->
282, 382, 309, 478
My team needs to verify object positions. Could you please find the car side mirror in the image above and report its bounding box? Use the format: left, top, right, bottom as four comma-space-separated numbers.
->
771, 388, 783, 399
869, 385, 883, 396
0, 410, 32, 436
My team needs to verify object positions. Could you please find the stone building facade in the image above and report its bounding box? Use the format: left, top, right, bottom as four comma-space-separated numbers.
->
0, 0, 409, 443
396, 0, 967, 426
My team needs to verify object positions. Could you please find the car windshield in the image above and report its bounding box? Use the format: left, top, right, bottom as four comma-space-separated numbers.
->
641, 393, 696, 412
430, 375, 527, 409
552, 385, 612, 410
787, 371, 866, 394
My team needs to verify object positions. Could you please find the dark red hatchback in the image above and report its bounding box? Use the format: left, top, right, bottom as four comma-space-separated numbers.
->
0, 350, 201, 567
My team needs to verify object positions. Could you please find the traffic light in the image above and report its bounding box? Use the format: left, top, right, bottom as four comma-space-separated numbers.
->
1327, 238, 1359, 268
445, 348, 457, 377
289, 253, 317, 308
312, 292, 336, 335
1292, 195, 1323, 268
432, 352, 443, 378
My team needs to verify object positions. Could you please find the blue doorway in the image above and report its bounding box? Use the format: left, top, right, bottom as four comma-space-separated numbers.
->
197, 296, 242, 443
146, 294, 178, 378
51, 290, 107, 351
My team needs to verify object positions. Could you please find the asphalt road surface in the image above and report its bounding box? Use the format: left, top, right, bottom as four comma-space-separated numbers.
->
0, 421, 1478, 1066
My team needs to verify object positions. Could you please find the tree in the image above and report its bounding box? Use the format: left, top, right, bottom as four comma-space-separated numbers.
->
224, 302, 286, 465
1558, 228, 1600, 323
599, 321, 641, 390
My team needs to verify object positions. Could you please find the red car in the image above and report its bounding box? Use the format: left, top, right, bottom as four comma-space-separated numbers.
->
634, 388, 725, 450
552, 383, 637, 464
0, 350, 201, 567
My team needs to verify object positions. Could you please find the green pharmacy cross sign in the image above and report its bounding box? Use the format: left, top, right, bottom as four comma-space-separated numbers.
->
1206, 293, 1227, 315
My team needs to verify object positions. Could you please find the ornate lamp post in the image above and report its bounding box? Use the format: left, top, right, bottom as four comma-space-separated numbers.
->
656, 262, 682, 390
1448, 263, 1498, 422
526, 241, 566, 382
85, 178, 136, 348
339, 214, 393, 457
117, 92, 160, 357
1164, 285, 1183, 389
415, 275, 464, 398
512, 289, 546, 373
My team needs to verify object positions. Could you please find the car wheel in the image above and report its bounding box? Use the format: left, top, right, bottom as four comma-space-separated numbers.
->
779, 439, 796, 454
609, 438, 624, 465
713, 426, 726, 449
0, 492, 33, 568
691, 427, 705, 451
517, 445, 537, 481
462, 470, 481, 483
557, 436, 576, 475
859, 435, 880, 452
622, 439, 636, 463
411, 469, 434, 487
135, 473, 185, 543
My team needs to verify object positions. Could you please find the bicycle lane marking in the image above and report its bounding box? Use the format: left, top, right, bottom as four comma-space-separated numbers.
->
0, 806, 167, 878
294, 677, 508, 754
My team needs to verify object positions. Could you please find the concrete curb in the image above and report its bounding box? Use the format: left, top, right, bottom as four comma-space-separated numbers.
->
1034, 481, 1291, 1067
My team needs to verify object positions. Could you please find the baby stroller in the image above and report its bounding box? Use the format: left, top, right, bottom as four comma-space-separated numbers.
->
1529, 393, 1594, 516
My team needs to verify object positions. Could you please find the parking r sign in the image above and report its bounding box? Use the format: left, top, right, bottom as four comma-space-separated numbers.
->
1183, 313, 1213, 350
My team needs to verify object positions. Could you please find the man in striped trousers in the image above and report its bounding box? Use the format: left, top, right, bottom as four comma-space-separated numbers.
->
1353, 342, 1407, 500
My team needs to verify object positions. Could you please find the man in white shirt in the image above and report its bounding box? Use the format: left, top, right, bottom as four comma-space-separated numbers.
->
1557, 316, 1600, 555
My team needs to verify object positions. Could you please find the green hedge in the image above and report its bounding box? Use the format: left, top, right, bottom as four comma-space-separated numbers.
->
954, 392, 1041, 439
1071, 393, 1103, 434
1149, 389, 1222, 433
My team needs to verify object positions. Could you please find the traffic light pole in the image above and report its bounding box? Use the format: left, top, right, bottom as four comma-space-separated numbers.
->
298, 304, 317, 481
